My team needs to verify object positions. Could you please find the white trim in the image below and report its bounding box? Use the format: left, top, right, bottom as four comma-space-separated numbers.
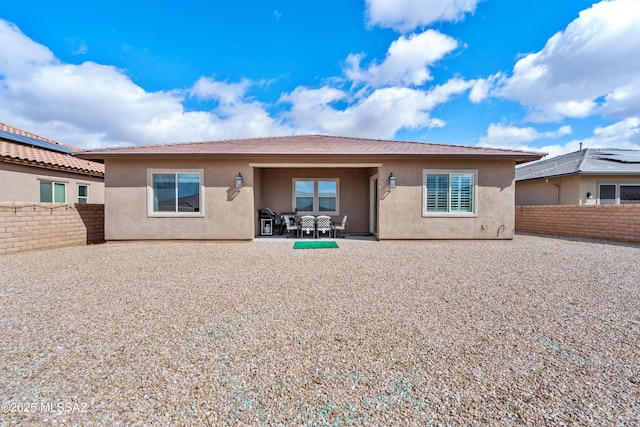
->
422, 169, 478, 217
78, 184, 89, 204
37, 177, 70, 183
39, 180, 67, 203
249, 163, 382, 168
292, 178, 340, 216
147, 169, 205, 217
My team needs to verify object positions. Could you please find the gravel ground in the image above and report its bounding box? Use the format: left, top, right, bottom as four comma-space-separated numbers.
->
0, 234, 639, 426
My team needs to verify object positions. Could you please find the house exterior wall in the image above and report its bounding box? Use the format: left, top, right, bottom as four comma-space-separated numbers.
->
377, 159, 516, 239
515, 176, 580, 205
0, 161, 104, 204
515, 180, 557, 206
104, 158, 254, 240
104, 156, 520, 241
516, 174, 640, 206
580, 175, 640, 204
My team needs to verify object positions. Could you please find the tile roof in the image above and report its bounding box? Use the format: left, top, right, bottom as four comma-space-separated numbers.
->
77, 134, 544, 164
0, 122, 104, 177
516, 148, 640, 181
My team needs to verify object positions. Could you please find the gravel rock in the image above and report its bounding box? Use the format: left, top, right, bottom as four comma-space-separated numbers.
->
1, 235, 638, 425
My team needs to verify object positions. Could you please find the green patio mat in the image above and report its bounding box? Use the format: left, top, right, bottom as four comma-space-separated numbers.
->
293, 241, 339, 249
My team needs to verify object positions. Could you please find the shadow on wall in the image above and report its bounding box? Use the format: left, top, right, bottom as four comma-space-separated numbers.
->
75, 204, 105, 244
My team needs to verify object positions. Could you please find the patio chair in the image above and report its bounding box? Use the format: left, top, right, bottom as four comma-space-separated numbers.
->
282, 215, 299, 238
316, 215, 332, 238
299, 215, 316, 238
332, 215, 348, 238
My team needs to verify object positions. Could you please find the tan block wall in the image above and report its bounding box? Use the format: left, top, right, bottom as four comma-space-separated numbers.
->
515, 205, 640, 243
0, 203, 104, 254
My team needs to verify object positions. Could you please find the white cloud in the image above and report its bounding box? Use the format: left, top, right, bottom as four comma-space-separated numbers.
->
0, 16, 476, 147
479, 118, 640, 158
495, 0, 640, 122
468, 77, 494, 103
478, 124, 572, 148
365, 0, 479, 32
0, 20, 290, 147
281, 78, 474, 139
580, 117, 640, 148
190, 77, 252, 105
345, 30, 458, 87
0, 20, 56, 75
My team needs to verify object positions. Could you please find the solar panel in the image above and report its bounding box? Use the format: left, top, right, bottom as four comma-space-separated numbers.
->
595, 151, 640, 164
0, 129, 73, 154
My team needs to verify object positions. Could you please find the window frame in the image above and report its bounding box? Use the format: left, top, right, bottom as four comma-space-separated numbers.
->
422, 169, 478, 217
39, 180, 67, 203
597, 182, 640, 205
147, 169, 205, 217
292, 178, 340, 216
78, 184, 89, 204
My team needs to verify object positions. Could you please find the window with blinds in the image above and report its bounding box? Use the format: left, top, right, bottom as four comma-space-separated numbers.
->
424, 170, 476, 215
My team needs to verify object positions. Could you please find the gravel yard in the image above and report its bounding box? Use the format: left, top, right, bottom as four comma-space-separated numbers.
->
1, 235, 639, 426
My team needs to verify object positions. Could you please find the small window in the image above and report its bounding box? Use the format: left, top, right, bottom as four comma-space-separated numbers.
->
293, 179, 339, 215
598, 183, 640, 205
423, 170, 477, 216
78, 185, 89, 204
620, 185, 640, 204
599, 184, 616, 205
148, 170, 203, 216
40, 181, 66, 203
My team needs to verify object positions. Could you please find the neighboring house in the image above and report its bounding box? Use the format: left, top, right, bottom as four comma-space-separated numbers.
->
515, 148, 640, 206
76, 135, 542, 241
0, 123, 104, 204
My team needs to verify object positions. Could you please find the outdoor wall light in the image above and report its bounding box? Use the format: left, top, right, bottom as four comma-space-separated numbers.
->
235, 173, 243, 189
389, 173, 396, 188
586, 192, 592, 198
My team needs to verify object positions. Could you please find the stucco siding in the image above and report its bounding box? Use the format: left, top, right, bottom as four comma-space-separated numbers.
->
517, 174, 640, 206
104, 158, 254, 240
0, 161, 104, 203
378, 159, 516, 239
104, 156, 522, 241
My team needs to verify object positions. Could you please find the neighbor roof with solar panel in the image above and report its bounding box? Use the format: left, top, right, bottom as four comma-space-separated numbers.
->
0, 122, 104, 176
516, 148, 640, 181
0, 129, 74, 154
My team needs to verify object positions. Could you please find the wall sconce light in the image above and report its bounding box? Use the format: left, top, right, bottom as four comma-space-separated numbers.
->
586, 192, 592, 199
235, 173, 243, 189
389, 173, 396, 188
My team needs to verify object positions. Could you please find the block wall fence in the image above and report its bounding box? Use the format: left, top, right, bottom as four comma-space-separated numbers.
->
0, 203, 104, 255
515, 205, 640, 243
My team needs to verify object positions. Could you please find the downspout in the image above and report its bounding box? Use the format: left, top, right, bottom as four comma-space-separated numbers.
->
546, 179, 560, 205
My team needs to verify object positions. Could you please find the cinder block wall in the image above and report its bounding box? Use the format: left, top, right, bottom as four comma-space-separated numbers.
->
515, 205, 640, 243
0, 203, 104, 254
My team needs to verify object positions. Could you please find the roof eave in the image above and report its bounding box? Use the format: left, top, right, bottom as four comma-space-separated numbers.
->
516, 170, 640, 182
76, 151, 544, 163
1, 156, 105, 178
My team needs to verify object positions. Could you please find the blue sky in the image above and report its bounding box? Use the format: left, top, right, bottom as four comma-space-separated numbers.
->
1, 0, 639, 157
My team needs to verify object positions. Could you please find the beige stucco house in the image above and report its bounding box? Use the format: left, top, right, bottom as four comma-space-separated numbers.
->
515, 148, 640, 206
77, 135, 542, 241
0, 123, 104, 204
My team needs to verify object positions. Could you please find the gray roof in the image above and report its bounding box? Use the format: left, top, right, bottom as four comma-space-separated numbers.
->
516, 148, 640, 181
